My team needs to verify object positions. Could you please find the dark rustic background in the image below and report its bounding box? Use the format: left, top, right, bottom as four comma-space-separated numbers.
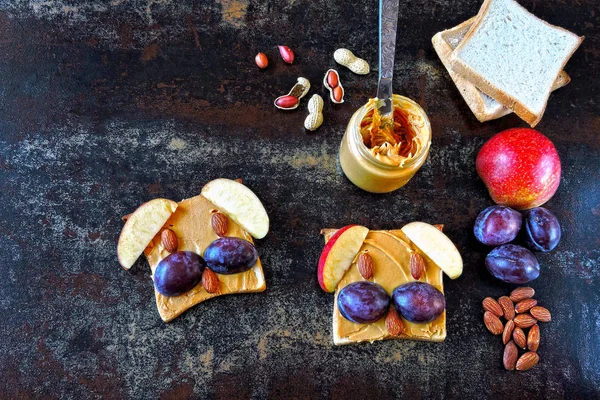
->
0, 0, 598, 398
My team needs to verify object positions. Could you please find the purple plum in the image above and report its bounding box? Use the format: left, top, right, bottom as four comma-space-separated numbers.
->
154, 251, 205, 296
486, 244, 540, 283
474, 205, 522, 246
392, 282, 446, 323
338, 281, 390, 324
524, 207, 561, 252
203, 237, 258, 274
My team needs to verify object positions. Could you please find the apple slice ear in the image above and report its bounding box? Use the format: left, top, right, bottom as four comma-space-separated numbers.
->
401, 222, 463, 279
318, 225, 369, 292
117, 198, 178, 270
201, 179, 269, 239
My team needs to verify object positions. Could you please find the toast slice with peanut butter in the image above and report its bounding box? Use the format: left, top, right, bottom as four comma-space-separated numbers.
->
321, 228, 446, 345
144, 193, 266, 322
118, 179, 269, 322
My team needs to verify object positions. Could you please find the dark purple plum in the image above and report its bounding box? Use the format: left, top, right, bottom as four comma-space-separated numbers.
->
474, 205, 522, 246
203, 237, 258, 274
154, 251, 205, 296
337, 281, 390, 324
392, 282, 446, 323
485, 244, 540, 283
523, 207, 561, 252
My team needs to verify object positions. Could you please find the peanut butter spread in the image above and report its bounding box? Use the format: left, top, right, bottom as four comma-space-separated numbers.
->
322, 228, 446, 345
144, 194, 266, 322
360, 98, 426, 167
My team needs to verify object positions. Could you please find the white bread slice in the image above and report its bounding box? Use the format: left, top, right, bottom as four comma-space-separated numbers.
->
432, 17, 570, 122
450, 0, 583, 127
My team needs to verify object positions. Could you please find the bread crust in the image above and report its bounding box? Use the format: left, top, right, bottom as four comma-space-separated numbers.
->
433, 31, 508, 122
434, 17, 570, 123
449, 0, 584, 127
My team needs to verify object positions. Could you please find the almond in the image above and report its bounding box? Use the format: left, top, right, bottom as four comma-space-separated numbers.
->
482, 297, 503, 317
513, 327, 527, 349
516, 351, 539, 371
161, 229, 178, 253
410, 252, 425, 280
433, 224, 444, 232
514, 313, 537, 328
502, 319, 515, 345
122, 213, 132, 222
509, 287, 535, 302
527, 324, 540, 351
515, 298, 537, 314
484, 311, 504, 335
503, 340, 518, 371
498, 296, 515, 320
234, 178, 243, 183
211, 212, 229, 237
385, 307, 405, 336
530, 306, 551, 322
202, 268, 219, 293
357, 252, 374, 280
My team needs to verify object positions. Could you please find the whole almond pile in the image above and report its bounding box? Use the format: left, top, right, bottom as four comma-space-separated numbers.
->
482, 287, 551, 371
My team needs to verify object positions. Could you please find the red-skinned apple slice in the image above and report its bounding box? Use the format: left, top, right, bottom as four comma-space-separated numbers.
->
318, 225, 369, 292
117, 198, 178, 270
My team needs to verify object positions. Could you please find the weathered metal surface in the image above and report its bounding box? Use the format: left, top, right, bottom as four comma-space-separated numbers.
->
0, 0, 598, 398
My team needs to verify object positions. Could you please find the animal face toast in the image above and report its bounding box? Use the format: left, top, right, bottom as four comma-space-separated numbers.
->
319, 223, 462, 345
118, 179, 269, 322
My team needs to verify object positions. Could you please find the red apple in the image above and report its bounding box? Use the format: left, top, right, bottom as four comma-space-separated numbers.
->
476, 128, 561, 210
318, 225, 369, 292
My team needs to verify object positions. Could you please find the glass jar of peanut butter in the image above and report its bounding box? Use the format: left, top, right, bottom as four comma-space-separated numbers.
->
339, 95, 431, 193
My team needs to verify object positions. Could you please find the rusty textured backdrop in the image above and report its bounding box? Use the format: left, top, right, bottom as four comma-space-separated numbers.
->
0, 0, 598, 398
